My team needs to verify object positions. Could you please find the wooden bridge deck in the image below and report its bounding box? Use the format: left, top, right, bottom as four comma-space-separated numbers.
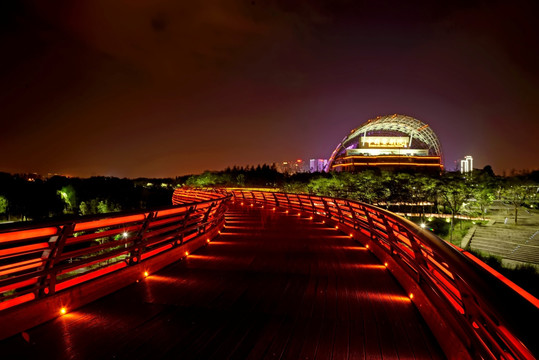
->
0, 204, 445, 359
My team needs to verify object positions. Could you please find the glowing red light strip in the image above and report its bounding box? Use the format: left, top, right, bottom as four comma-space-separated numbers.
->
0, 293, 35, 311
0, 259, 44, 277
0, 227, 58, 243
140, 243, 173, 260
74, 214, 146, 231
55, 261, 127, 292
0, 242, 49, 258
0, 278, 38, 293
334, 162, 441, 167
156, 207, 188, 217
463, 251, 539, 308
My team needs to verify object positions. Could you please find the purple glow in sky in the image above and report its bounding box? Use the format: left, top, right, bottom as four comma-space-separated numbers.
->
1, 0, 538, 177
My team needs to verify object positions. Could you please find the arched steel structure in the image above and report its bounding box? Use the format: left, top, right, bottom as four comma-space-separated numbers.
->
327, 114, 443, 172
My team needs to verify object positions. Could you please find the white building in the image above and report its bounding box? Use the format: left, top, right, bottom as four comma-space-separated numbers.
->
460, 155, 473, 173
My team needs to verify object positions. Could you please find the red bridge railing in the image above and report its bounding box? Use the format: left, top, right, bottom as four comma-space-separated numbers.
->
0, 189, 229, 319
229, 189, 538, 360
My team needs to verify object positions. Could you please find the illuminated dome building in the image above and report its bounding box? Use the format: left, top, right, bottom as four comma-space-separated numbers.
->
327, 114, 443, 173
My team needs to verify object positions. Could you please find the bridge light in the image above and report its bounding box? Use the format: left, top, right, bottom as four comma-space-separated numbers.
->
384, 262, 388, 267
409, 293, 414, 299
60, 307, 67, 315
185, 251, 189, 256
273, 207, 276, 211
322, 221, 325, 224
335, 226, 339, 229
206, 238, 210, 243
285, 210, 289, 214
144, 271, 149, 277
309, 216, 313, 220
240, 202, 244, 206
366, 244, 369, 249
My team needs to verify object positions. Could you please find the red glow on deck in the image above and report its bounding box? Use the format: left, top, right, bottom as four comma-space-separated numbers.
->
343, 263, 386, 270
207, 241, 232, 246
186, 254, 218, 261
354, 291, 411, 304
144, 275, 177, 284
340, 246, 367, 251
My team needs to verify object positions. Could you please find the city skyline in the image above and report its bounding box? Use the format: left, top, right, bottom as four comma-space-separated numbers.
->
1, 1, 538, 178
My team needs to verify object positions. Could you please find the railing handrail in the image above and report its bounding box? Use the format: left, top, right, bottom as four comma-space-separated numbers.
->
228, 189, 538, 360
0, 189, 230, 315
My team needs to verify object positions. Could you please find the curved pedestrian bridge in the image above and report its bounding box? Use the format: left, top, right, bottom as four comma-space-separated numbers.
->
0, 189, 537, 359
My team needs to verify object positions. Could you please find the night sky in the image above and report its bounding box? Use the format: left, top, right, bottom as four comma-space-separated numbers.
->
1, 1, 538, 178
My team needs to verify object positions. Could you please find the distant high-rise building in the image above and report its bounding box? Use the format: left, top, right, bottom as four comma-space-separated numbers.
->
460, 155, 473, 173
309, 159, 328, 173
275, 160, 309, 174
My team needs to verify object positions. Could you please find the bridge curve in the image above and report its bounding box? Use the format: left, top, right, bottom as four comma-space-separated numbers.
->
0, 189, 537, 359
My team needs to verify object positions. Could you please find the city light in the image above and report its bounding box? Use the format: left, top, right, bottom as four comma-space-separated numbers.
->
60, 307, 67, 315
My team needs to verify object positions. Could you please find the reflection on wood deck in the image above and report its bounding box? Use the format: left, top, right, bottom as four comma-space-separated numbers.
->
0, 204, 444, 359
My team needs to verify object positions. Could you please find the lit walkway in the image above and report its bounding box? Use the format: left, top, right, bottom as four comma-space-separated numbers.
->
0, 204, 444, 359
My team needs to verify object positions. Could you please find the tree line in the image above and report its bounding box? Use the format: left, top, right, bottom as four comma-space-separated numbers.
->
1, 167, 538, 234
0, 173, 175, 223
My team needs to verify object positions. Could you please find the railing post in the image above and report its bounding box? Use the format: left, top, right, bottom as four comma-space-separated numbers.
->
273, 193, 280, 208
200, 202, 216, 234
363, 205, 377, 241
128, 212, 155, 265
40, 223, 75, 297
335, 200, 345, 223
284, 193, 291, 210
347, 201, 359, 229
381, 216, 398, 254
309, 197, 316, 214
404, 228, 428, 269
322, 198, 332, 219
175, 205, 195, 247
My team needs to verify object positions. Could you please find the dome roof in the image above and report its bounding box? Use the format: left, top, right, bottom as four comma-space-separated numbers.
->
327, 114, 443, 170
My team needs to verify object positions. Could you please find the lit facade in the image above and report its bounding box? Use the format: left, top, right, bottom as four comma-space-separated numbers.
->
309, 159, 328, 173
275, 160, 309, 174
327, 114, 443, 173
460, 155, 473, 173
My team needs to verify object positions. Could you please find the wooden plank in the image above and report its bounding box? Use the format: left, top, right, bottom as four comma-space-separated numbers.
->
0, 204, 445, 360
